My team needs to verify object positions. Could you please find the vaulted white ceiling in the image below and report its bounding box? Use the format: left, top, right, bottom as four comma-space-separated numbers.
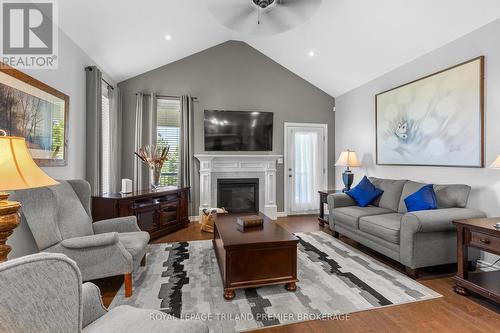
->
59, 0, 500, 96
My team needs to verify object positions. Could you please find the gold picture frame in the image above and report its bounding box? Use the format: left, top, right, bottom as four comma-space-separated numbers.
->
0, 62, 69, 166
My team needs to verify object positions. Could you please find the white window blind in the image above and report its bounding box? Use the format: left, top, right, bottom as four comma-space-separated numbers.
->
101, 84, 111, 194
156, 98, 181, 186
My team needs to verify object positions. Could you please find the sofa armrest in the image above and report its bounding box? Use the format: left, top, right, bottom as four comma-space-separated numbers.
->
93, 216, 140, 234
82, 282, 107, 328
402, 208, 486, 233
400, 208, 485, 269
44, 240, 133, 281
60, 233, 118, 249
327, 193, 356, 209
327, 193, 356, 230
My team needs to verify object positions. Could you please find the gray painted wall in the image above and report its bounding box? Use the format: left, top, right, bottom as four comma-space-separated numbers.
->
7, 31, 115, 259
119, 41, 335, 213
335, 19, 500, 265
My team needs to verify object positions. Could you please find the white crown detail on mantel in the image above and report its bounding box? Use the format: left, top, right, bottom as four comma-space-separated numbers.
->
194, 154, 282, 220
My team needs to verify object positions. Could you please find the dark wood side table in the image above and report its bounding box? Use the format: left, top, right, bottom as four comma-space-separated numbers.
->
318, 190, 341, 227
452, 218, 500, 303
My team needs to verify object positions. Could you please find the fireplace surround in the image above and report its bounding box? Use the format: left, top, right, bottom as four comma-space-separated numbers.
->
194, 154, 282, 219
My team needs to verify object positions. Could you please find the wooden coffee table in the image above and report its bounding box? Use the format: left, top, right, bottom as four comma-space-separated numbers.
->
213, 212, 299, 300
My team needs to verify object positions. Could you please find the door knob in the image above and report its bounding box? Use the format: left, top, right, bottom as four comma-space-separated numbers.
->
288, 175, 292, 178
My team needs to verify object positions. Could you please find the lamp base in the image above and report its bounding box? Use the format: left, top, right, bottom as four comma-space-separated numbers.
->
342, 170, 354, 192
0, 192, 21, 262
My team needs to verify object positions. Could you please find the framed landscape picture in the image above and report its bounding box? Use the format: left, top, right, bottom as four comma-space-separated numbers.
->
376, 56, 484, 167
0, 63, 69, 166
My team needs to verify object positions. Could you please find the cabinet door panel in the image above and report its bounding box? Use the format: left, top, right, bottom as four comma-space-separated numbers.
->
135, 209, 158, 232
159, 202, 179, 226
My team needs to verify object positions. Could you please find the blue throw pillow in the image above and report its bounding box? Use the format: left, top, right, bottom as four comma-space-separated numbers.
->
404, 184, 438, 212
346, 176, 383, 207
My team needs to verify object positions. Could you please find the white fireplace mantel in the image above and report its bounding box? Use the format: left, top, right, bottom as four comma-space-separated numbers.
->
194, 154, 282, 220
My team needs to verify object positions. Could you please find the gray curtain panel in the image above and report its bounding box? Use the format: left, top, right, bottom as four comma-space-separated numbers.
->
85, 66, 102, 196
180, 95, 194, 213
134, 93, 144, 191
109, 86, 122, 193
148, 93, 157, 146
134, 93, 157, 191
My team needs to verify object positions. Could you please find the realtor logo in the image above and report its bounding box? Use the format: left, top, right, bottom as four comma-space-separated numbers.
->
0, 0, 58, 69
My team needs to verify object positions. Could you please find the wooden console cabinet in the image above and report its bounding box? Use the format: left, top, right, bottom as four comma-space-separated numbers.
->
92, 187, 190, 239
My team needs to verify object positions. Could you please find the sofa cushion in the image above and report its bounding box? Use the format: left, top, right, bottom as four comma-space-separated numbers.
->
11, 186, 62, 250
359, 213, 403, 244
398, 181, 471, 212
404, 184, 438, 212
51, 181, 94, 240
434, 184, 471, 209
333, 206, 394, 229
346, 176, 383, 207
398, 180, 426, 213
369, 177, 406, 212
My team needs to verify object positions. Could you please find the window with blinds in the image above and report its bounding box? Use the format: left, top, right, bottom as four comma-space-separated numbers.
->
101, 84, 111, 194
156, 97, 181, 186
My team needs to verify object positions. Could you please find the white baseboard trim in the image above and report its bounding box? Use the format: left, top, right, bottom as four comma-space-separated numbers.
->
276, 212, 287, 218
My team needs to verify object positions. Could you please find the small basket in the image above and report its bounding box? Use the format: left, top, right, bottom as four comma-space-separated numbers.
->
200, 207, 227, 233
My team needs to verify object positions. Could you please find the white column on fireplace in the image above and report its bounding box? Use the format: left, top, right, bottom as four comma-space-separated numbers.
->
194, 154, 282, 220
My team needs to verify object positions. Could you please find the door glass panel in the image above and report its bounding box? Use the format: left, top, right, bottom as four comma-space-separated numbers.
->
292, 130, 319, 212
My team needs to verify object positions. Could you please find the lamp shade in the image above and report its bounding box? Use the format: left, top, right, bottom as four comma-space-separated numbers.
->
489, 155, 500, 169
335, 151, 361, 167
0, 136, 58, 191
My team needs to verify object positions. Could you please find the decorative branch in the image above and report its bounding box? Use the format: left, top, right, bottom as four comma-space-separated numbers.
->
135, 144, 170, 170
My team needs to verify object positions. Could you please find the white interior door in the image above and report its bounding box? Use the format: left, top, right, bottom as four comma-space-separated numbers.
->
285, 123, 327, 215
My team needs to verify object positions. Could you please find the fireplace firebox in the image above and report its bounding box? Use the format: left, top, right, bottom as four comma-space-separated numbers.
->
217, 178, 259, 213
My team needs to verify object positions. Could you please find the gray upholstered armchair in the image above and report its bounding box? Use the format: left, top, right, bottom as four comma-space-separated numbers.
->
10, 179, 149, 297
0, 253, 208, 333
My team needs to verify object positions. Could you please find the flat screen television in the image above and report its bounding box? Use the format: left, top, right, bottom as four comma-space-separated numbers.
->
204, 110, 273, 151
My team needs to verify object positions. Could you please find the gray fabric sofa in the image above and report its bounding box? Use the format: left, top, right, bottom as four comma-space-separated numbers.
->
327, 177, 486, 277
0, 252, 208, 333
10, 179, 149, 296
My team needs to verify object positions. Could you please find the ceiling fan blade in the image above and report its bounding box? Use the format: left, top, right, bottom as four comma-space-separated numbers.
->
277, 0, 322, 19
260, 9, 292, 32
207, 0, 256, 31
223, 6, 256, 30
278, 0, 322, 7
206, 0, 322, 35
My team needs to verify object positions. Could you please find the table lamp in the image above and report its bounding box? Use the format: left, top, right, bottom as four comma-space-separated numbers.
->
0, 131, 58, 262
488, 154, 500, 229
335, 150, 361, 192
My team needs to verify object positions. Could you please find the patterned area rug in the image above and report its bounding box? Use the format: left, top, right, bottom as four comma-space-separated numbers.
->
110, 231, 440, 332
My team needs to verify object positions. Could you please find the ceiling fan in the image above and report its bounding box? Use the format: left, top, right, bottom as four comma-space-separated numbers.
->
207, 0, 322, 35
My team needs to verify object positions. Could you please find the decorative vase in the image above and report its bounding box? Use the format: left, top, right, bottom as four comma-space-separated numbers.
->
150, 167, 161, 190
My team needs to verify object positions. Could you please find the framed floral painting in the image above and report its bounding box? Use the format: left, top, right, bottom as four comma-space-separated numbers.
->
376, 56, 484, 167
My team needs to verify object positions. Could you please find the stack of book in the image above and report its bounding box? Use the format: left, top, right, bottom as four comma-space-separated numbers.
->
236, 215, 264, 229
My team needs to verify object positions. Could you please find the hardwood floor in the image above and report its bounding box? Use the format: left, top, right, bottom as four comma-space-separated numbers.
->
94, 215, 500, 332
